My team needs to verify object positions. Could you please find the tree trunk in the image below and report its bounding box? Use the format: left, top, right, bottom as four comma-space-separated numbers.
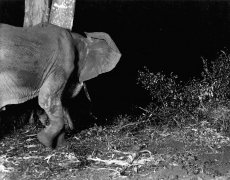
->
49, 0, 76, 30
24, 0, 50, 27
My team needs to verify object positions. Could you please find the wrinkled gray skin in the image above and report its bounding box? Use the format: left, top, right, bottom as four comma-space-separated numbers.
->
0, 23, 121, 148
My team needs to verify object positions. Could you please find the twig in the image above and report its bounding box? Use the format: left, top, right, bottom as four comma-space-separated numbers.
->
138, 106, 152, 113
87, 156, 130, 166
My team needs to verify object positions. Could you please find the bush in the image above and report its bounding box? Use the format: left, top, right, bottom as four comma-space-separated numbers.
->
137, 67, 191, 127
137, 51, 230, 129
137, 68, 184, 109
200, 51, 230, 100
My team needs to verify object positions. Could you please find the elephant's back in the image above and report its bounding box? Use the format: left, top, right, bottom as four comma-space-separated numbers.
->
0, 24, 58, 108
0, 23, 73, 108
0, 23, 59, 85
0, 23, 55, 66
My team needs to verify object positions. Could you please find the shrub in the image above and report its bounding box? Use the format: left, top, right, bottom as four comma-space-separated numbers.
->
137, 67, 190, 127
137, 50, 230, 129
200, 51, 230, 101
137, 68, 184, 109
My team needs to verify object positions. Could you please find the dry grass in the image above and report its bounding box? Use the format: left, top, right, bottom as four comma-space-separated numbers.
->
0, 112, 230, 180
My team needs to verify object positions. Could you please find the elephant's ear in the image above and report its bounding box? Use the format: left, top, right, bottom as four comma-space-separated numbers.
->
78, 32, 121, 82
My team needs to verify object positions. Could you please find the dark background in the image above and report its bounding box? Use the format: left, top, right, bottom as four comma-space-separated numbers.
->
0, 0, 230, 127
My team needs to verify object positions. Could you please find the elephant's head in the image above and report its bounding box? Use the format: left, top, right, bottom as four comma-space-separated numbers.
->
71, 32, 121, 97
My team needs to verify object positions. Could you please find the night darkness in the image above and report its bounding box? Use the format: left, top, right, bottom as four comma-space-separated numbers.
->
0, 0, 230, 127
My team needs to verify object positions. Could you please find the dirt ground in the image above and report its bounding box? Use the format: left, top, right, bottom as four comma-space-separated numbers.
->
1, 120, 230, 180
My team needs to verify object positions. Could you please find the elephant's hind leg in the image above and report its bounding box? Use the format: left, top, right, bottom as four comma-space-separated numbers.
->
37, 73, 66, 148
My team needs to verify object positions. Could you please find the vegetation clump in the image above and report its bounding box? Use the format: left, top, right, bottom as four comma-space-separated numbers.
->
137, 50, 230, 132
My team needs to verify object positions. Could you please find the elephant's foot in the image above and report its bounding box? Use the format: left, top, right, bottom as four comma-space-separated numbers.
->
37, 130, 53, 147
56, 132, 66, 147
37, 125, 65, 148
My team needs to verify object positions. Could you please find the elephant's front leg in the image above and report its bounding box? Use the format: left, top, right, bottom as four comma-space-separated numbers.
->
37, 73, 66, 148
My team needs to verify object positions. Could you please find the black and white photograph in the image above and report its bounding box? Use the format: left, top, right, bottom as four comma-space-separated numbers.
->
0, 0, 230, 179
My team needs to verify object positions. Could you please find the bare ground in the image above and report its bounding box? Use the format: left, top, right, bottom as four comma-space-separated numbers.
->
1, 119, 230, 180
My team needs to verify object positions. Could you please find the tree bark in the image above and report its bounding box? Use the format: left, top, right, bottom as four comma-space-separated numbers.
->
49, 0, 76, 30
24, 0, 50, 27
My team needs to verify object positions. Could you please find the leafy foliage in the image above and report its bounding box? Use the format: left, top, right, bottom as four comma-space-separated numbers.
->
200, 51, 230, 100
137, 51, 230, 130
137, 68, 184, 109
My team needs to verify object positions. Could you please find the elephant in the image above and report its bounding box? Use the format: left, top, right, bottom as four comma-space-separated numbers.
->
0, 22, 121, 148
